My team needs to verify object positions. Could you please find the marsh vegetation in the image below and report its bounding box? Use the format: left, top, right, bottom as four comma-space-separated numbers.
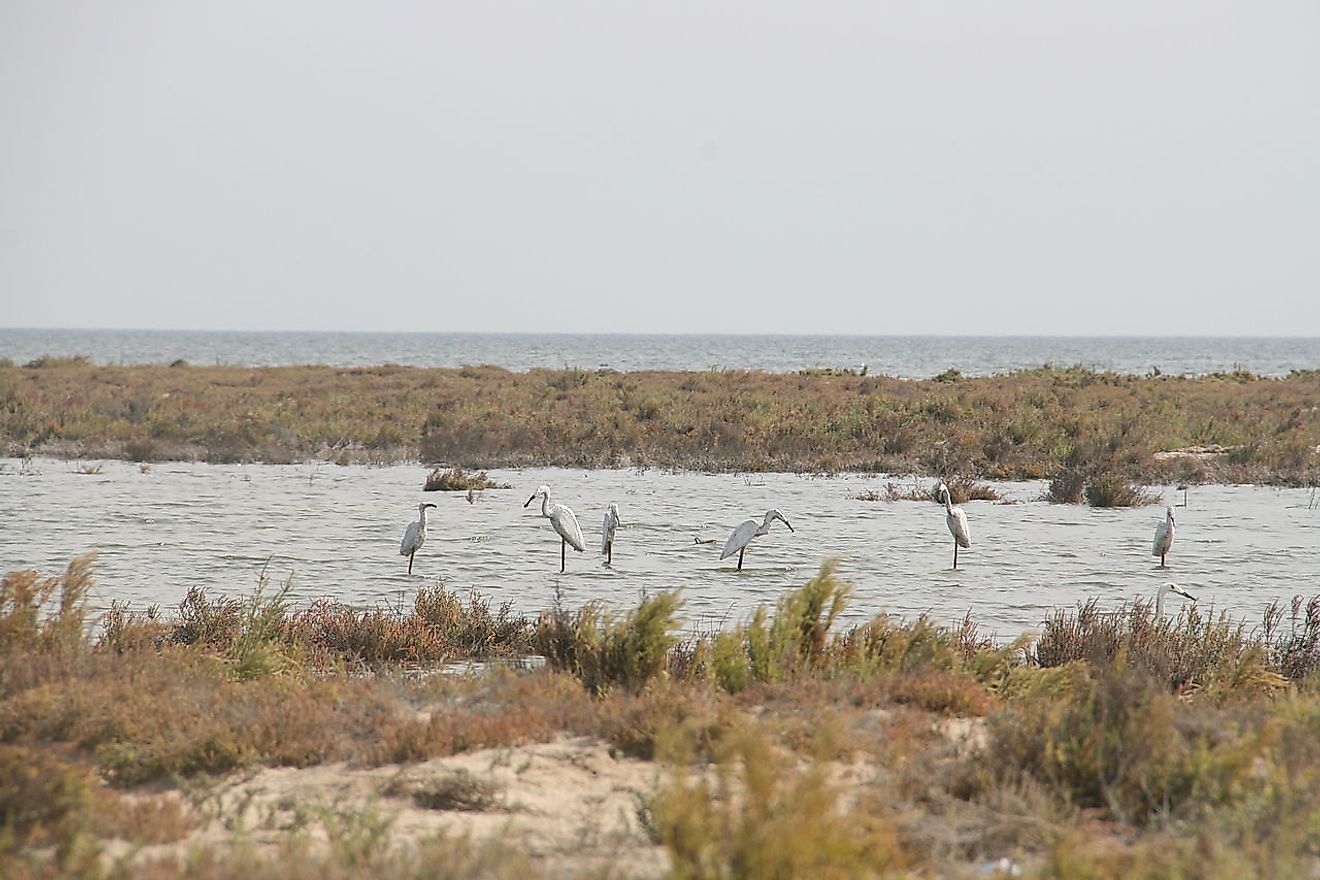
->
2, 361, 1317, 486
6, 555, 1320, 877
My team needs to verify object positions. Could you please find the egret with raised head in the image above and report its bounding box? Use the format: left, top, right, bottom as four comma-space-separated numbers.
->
937, 482, 971, 570
721, 509, 793, 571
601, 503, 621, 565
525, 485, 586, 572
400, 502, 437, 575
1153, 506, 1176, 568
1156, 582, 1196, 617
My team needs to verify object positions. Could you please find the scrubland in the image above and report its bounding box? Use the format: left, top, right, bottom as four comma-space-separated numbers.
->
1, 360, 1318, 486
5, 555, 1320, 878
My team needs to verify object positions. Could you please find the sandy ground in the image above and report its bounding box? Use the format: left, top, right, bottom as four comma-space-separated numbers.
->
112, 735, 669, 878
100, 717, 1001, 877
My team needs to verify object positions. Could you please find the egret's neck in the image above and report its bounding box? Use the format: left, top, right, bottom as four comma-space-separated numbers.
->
419, 507, 429, 529
540, 494, 552, 517
1156, 588, 1165, 619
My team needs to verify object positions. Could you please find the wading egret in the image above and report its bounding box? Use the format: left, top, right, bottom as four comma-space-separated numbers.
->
525, 485, 586, 572
1156, 582, 1196, 617
1153, 506, 1176, 567
936, 483, 972, 569
721, 509, 794, 571
601, 503, 621, 565
400, 502, 438, 575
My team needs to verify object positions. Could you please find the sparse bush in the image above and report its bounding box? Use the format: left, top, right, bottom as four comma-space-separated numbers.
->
385, 770, 499, 812
652, 725, 910, 878
423, 467, 511, 491
22, 354, 90, 369
971, 663, 1275, 826
1033, 597, 1287, 695
1083, 473, 1161, 508
535, 591, 684, 696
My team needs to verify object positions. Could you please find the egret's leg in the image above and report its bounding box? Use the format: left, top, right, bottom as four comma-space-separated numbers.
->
606, 542, 612, 566
408, 551, 415, 575
953, 541, 958, 570
737, 547, 745, 571
561, 539, 567, 573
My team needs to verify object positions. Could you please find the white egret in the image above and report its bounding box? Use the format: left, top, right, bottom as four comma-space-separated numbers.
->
1156, 582, 1197, 617
525, 485, 586, 572
1153, 506, 1176, 568
399, 502, 438, 575
601, 503, 621, 565
721, 509, 794, 571
936, 482, 971, 570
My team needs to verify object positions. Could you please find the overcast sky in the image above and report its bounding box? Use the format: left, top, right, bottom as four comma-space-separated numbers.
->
1, 2, 1317, 335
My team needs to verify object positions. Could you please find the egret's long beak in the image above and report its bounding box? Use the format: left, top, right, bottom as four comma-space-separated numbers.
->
1175, 587, 1198, 602
783, 519, 795, 532
424, 503, 437, 510
524, 494, 536, 508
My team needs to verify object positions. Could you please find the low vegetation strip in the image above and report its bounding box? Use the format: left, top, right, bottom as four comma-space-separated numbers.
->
6, 555, 1320, 876
1, 361, 1318, 483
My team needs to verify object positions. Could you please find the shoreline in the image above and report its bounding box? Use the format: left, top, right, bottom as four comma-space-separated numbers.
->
3, 361, 1317, 487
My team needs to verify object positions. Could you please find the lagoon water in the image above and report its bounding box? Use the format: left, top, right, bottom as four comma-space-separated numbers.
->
2, 328, 1318, 379
4, 458, 1316, 637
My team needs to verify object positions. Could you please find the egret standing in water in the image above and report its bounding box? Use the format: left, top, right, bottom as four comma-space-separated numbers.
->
1155, 582, 1196, 617
601, 503, 621, 566
525, 485, 586, 572
399, 502, 437, 575
721, 509, 794, 571
1153, 506, 1176, 568
936, 482, 971, 570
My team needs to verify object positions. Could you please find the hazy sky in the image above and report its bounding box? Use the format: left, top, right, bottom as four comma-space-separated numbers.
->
1, 2, 1317, 335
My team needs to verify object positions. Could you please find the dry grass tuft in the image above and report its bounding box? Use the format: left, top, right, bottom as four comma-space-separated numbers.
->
423, 467, 511, 492
385, 770, 500, 812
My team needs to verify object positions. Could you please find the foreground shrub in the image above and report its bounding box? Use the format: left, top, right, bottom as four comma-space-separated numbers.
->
651, 725, 910, 878
971, 663, 1277, 826
534, 591, 684, 696
1035, 598, 1286, 695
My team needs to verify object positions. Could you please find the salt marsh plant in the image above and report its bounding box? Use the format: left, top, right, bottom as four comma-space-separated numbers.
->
422, 467, 511, 492
3, 361, 1318, 482
534, 591, 684, 696
10, 555, 1320, 877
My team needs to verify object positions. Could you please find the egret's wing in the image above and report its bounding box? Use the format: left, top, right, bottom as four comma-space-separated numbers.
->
400, 521, 421, 555
721, 520, 759, 559
948, 508, 971, 548
554, 505, 587, 552
1152, 521, 1169, 555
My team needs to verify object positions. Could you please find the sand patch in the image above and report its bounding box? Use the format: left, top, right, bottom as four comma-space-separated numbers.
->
115, 735, 668, 878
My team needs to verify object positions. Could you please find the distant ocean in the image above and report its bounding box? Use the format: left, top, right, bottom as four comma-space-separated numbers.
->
1, 328, 1317, 379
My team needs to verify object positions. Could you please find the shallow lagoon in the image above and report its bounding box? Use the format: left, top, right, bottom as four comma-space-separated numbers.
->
3, 458, 1316, 636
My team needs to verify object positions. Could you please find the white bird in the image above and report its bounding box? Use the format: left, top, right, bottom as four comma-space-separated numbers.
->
601, 503, 621, 565
525, 485, 586, 572
937, 482, 972, 570
1156, 581, 1197, 617
1153, 506, 1176, 568
720, 508, 794, 571
399, 502, 437, 575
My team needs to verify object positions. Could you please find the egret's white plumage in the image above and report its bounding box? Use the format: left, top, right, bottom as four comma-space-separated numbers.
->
1156, 581, 1196, 617
936, 483, 971, 569
720, 508, 793, 570
1153, 507, 1176, 567
525, 484, 586, 572
601, 503, 621, 564
399, 502, 437, 574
